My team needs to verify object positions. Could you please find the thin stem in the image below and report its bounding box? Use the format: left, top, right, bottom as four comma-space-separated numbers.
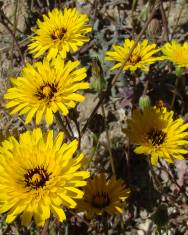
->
65, 116, 74, 137
159, 0, 169, 42
0, 10, 24, 65
84, 134, 100, 169
131, 0, 138, 38
70, 114, 82, 146
148, 158, 163, 193
101, 103, 116, 176
171, 0, 186, 39
102, 215, 108, 235
125, 138, 131, 186
55, 112, 73, 140
0, 37, 29, 53
158, 227, 162, 235
159, 160, 188, 200
81, 0, 160, 135
64, 222, 69, 235
81, 91, 108, 136
143, 78, 149, 96
68, 210, 90, 226
41, 219, 49, 235
74, 118, 81, 145
170, 71, 182, 109
11, 0, 19, 68
167, 0, 172, 19
0, 9, 23, 34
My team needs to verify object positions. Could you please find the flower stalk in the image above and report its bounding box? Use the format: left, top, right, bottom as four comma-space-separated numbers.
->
101, 103, 116, 176
55, 112, 73, 140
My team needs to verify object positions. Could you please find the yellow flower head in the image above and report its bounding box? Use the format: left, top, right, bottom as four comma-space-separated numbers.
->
76, 174, 130, 218
0, 128, 89, 226
28, 8, 92, 60
125, 107, 188, 165
162, 40, 188, 68
105, 39, 162, 72
4, 57, 89, 125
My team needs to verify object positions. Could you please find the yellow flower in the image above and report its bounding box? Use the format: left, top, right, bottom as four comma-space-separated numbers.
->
105, 39, 162, 72
0, 128, 89, 227
28, 8, 92, 60
125, 107, 188, 165
4, 57, 89, 125
76, 174, 130, 218
162, 40, 188, 68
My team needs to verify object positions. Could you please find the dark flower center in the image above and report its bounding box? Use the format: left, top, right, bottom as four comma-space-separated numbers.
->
147, 128, 166, 146
129, 55, 142, 65
91, 192, 110, 209
35, 83, 57, 101
155, 99, 165, 110
24, 167, 51, 189
51, 28, 67, 40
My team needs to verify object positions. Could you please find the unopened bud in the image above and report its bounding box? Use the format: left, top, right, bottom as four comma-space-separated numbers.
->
91, 57, 102, 80
175, 66, 183, 77
147, 18, 161, 40
139, 95, 151, 110
91, 57, 106, 94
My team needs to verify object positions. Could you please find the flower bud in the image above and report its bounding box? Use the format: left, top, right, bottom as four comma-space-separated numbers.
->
91, 57, 106, 94
139, 95, 151, 111
147, 18, 161, 40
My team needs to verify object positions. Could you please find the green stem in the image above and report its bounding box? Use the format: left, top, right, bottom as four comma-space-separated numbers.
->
158, 227, 162, 235
64, 222, 69, 235
65, 116, 74, 137
41, 219, 49, 235
170, 68, 183, 109
85, 134, 100, 169
11, 0, 19, 68
55, 112, 73, 140
101, 103, 116, 176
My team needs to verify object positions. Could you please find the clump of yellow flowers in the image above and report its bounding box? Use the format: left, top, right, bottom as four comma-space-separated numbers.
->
1, 7, 92, 227
1, 3, 188, 232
